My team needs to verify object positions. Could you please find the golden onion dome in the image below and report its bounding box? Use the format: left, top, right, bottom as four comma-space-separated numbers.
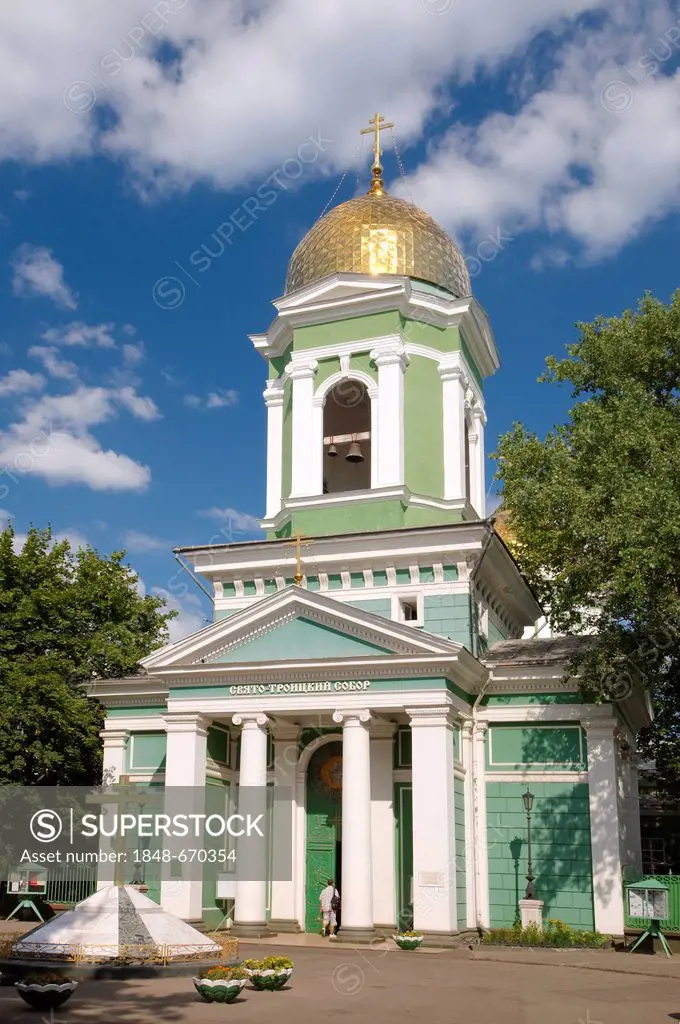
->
285, 177, 470, 298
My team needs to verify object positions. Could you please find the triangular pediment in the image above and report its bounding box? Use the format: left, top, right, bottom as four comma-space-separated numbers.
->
140, 586, 463, 670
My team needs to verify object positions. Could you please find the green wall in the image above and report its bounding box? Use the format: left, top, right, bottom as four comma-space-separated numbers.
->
293, 311, 402, 349
404, 355, 443, 497
487, 725, 586, 771
486, 781, 595, 930
423, 594, 471, 648
209, 616, 391, 662
127, 732, 166, 773
395, 783, 414, 930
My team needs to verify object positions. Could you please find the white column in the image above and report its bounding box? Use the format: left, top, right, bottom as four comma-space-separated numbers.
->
370, 342, 407, 487
370, 720, 397, 928
288, 359, 318, 498
161, 713, 209, 920
472, 720, 490, 928
232, 712, 271, 936
439, 364, 468, 500
461, 720, 477, 929
333, 709, 375, 939
583, 720, 625, 935
269, 723, 300, 929
407, 707, 458, 942
100, 729, 128, 784
264, 382, 285, 519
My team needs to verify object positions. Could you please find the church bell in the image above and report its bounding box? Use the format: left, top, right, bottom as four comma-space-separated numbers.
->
327, 441, 338, 457
346, 440, 364, 463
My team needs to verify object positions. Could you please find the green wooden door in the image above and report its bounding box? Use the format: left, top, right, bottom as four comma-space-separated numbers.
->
305, 742, 342, 932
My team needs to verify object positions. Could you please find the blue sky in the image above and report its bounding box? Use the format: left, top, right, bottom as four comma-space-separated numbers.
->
1, 0, 679, 637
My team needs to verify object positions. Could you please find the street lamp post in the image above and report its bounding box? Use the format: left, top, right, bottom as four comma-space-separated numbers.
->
522, 789, 536, 900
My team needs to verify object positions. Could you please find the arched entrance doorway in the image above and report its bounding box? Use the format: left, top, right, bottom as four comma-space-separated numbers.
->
305, 740, 342, 932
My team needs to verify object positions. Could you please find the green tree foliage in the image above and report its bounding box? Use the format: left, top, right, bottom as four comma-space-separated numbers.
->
494, 291, 680, 795
0, 525, 175, 785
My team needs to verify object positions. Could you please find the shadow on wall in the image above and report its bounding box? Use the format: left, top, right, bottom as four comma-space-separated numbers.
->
487, 727, 598, 929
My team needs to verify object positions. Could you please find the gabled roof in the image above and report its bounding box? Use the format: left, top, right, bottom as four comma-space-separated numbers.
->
141, 585, 470, 671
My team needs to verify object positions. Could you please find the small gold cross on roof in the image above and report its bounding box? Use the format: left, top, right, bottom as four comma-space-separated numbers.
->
286, 530, 314, 585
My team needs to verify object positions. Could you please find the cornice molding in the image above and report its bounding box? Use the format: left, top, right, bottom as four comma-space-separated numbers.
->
250, 275, 499, 379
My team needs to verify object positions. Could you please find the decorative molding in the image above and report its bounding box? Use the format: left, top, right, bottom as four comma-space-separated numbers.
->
485, 771, 589, 783
232, 713, 269, 729
285, 358, 318, 381
162, 712, 210, 735
333, 709, 371, 726
312, 367, 378, 403
406, 706, 458, 728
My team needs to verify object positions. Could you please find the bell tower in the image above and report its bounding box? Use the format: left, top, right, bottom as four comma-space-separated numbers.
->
251, 117, 499, 539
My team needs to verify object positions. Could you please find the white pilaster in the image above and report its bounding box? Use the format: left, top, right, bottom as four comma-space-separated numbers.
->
269, 722, 300, 929
468, 404, 486, 516
97, 730, 129, 890
231, 712, 270, 934
370, 720, 397, 928
583, 719, 625, 935
333, 709, 375, 938
161, 713, 209, 920
461, 720, 477, 929
472, 720, 490, 928
626, 755, 643, 876
288, 359, 318, 498
264, 382, 285, 519
370, 342, 407, 488
439, 363, 468, 500
407, 707, 458, 940
100, 729, 128, 783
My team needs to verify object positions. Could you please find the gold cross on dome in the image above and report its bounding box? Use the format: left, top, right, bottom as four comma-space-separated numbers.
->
360, 112, 394, 194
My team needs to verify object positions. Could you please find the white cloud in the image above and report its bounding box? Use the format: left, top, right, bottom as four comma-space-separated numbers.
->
14, 188, 30, 201
402, 8, 680, 254
198, 507, 261, 534
0, 368, 46, 396
42, 321, 116, 348
0, 385, 152, 491
115, 385, 161, 421
184, 389, 239, 410
28, 345, 79, 380
1, 2, 678, 259
152, 587, 209, 643
122, 529, 168, 553
11, 244, 77, 309
122, 341, 145, 365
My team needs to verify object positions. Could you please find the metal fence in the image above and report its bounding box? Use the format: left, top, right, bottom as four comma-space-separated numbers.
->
624, 875, 680, 933
44, 864, 97, 907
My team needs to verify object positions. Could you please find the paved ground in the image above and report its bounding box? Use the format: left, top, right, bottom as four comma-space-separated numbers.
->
2, 944, 680, 1024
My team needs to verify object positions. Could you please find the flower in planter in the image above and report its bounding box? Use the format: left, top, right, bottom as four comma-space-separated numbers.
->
16, 973, 78, 1011
193, 964, 248, 1003
243, 956, 294, 990
392, 932, 424, 950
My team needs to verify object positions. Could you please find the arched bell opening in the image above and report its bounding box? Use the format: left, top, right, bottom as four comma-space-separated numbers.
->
322, 380, 371, 493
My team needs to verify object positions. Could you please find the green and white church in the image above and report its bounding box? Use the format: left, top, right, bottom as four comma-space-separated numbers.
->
96, 121, 651, 944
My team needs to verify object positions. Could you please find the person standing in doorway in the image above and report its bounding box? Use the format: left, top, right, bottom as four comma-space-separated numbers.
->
319, 878, 340, 938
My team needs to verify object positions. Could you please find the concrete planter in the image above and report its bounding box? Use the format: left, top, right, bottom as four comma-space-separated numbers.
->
244, 967, 293, 990
192, 976, 248, 1003
393, 935, 424, 950
16, 979, 78, 1011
